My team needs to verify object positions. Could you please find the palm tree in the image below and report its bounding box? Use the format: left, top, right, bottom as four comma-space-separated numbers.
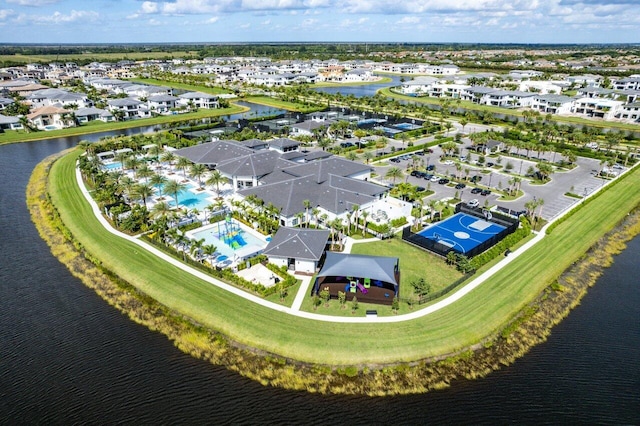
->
385, 166, 403, 184
202, 244, 218, 266
175, 156, 192, 180
303, 199, 311, 228
536, 162, 553, 182
205, 170, 226, 198
151, 200, 172, 220
190, 238, 205, 261
189, 163, 207, 189
160, 151, 176, 171
163, 179, 187, 208
137, 164, 153, 183
149, 173, 168, 197
133, 182, 155, 208
360, 210, 369, 236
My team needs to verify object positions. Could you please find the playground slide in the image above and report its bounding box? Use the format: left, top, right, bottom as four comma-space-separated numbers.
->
356, 283, 368, 294
230, 240, 241, 250
235, 234, 246, 246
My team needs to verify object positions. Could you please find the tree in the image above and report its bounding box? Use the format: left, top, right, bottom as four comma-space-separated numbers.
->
411, 278, 431, 298
391, 296, 399, 314
319, 286, 331, 307
163, 179, 187, 208
350, 296, 358, 314
202, 243, 218, 266
175, 156, 192, 180
205, 170, 226, 198
133, 182, 155, 209
303, 199, 311, 228
189, 163, 207, 189
385, 166, 403, 184
536, 162, 554, 182
337, 291, 346, 309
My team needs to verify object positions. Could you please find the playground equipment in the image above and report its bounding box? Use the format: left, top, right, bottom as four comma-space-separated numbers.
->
344, 280, 368, 294
216, 215, 247, 250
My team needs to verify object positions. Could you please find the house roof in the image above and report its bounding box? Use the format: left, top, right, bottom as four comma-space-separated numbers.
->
0, 114, 19, 124
216, 149, 282, 178
107, 98, 143, 107
269, 137, 299, 149
263, 227, 329, 261
75, 107, 110, 117
179, 91, 218, 100
316, 252, 399, 287
173, 140, 253, 164
26, 105, 68, 119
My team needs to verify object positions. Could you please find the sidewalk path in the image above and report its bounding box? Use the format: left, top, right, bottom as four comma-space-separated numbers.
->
75, 160, 629, 324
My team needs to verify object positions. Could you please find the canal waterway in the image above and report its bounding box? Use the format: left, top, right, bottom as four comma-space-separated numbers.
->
0, 131, 638, 424
313, 75, 403, 97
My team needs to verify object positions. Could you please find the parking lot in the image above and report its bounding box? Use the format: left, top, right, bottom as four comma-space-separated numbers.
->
372, 142, 612, 221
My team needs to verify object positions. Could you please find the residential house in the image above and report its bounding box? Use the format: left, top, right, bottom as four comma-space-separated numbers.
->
0, 114, 23, 130
26, 105, 71, 130
177, 92, 219, 109
531, 94, 575, 114
106, 98, 149, 120
617, 102, 640, 123
572, 97, 624, 120
147, 94, 179, 114
75, 107, 114, 123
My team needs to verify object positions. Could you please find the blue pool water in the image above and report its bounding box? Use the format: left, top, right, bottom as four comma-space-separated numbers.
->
103, 162, 123, 170
418, 212, 505, 254
159, 184, 213, 211
188, 220, 267, 260
394, 122, 422, 130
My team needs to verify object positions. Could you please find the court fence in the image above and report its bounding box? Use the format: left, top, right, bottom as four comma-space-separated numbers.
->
402, 203, 519, 258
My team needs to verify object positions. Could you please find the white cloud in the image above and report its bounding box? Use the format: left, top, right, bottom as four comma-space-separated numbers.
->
141, 1, 159, 14
206, 16, 219, 23
5, 0, 59, 6
148, 18, 162, 25
28, 10, 99, 24
0, 9, 16, 20
396, 16, 421, 24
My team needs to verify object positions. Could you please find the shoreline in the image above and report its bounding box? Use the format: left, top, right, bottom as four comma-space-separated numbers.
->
27, 150, 640, 395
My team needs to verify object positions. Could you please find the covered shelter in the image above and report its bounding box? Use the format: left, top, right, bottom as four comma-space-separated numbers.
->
263, 227, 330, 274
312, 252, 400, 305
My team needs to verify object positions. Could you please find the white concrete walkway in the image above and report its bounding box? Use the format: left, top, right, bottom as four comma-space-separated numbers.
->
76, 160, 632, 324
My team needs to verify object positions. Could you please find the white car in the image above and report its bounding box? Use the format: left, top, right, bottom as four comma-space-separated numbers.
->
467, 199, 479, 208
443, 160, 454, 165
430, 175, 439, 182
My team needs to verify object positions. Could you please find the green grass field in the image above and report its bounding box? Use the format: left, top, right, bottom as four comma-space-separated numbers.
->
48, 150, 640, 365
0, 105, 245, 145
242, 96, 324, 113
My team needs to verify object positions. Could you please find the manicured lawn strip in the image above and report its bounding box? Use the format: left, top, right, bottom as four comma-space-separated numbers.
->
242, 95, 324, 113
0, 105, 245, 145
128, 78, 232, 95
49, 151, 640, 365
379, 88, 640, 132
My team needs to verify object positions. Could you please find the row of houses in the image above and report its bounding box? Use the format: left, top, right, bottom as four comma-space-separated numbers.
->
0, 77, 221, 131
400, 75, 640, 123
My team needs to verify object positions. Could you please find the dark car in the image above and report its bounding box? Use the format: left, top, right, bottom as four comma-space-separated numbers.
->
438, 178, 449, 184
426, 165, 435, 171
471, 187, 482, 194
340, 142, 355, 148
390, 157, 400, 163
487, 162, 495, 167
410, 170, 420, 177
414, 150, 425, 156
481, 189, 492, 196
416, 186, 426, 192
455, 183, 466, 190
423, 173, 433, 180
470, 175, 482, 183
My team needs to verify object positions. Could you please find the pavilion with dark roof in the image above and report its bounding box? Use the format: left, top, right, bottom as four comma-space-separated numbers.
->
263, 227, 330, 274
312, 252, 400, 305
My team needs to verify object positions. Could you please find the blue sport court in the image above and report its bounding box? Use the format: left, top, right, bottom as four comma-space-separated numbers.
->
418, 212, 505, 254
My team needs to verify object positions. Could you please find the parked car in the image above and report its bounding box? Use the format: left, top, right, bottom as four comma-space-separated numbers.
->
470, 175, 482, 183
390, 157, 400, 163
480, 189, 492, 196
410, 170, 420, 177
455, 183, 466, 189
426, 165, 435, 171
471, 187, 482, 194
423, 174, 433, 180
340, 142, 354, 148
416, 186, 426, 192
467, 199, 479, 208
443, 160, 454, 165
487, 162, 495, 167
438, 178, 449, 185
430, 175, 439, 182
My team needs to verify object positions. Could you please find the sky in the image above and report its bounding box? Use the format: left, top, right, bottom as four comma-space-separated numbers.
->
0, 0, 639, 44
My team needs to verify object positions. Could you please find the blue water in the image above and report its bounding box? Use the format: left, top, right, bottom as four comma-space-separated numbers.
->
188, 220, 267, 259
395, 122, 421, 130
159, 184, 212, 211
313, 74, 403, 97
103, 162, 122, 170
418, 212, 505, 253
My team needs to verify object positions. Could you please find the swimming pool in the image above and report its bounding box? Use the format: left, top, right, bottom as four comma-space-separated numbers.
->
158, 183, 213, 211
394, 122, 422, 130
103, 162, 123, 171
187, 219, 268, 261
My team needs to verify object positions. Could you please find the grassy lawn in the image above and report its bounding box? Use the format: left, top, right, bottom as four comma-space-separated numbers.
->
379, 88, 640, 132
128, 78, 233, 95
0, 105, 245, 145
48, 150, 640, 365
347, 238, 463, 298
242, 95, 324, 113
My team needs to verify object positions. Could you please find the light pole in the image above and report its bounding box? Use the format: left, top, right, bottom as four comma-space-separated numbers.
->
519, 160, 524, 176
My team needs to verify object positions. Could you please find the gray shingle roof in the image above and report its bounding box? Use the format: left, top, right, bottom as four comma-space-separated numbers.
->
263, 227, 329, 261
216, 149, 282, 178
173, 140, 253, 164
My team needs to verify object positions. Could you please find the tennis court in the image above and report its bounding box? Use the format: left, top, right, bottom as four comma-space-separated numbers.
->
417, 212, 506, 254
